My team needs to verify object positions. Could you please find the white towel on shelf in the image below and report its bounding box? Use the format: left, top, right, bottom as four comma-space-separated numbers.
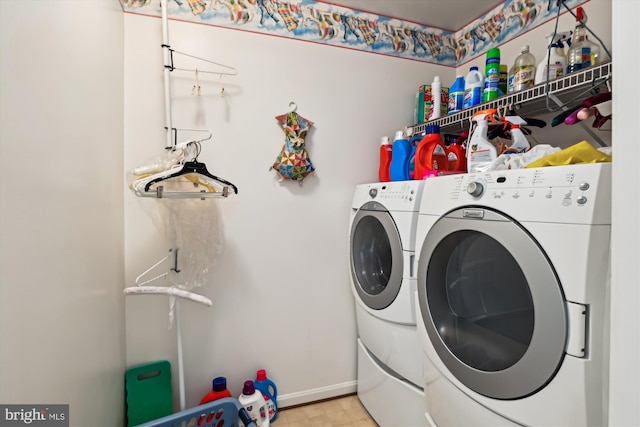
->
489, 144, 562, 171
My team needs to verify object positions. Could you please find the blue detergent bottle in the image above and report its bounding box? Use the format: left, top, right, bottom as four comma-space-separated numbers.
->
389, 130, 412, 181
448, 75, 466, 114
254, 369, 278, 422
408, 134, 423, 180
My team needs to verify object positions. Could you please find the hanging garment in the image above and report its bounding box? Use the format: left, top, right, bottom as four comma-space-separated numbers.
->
270, 111, 315, 183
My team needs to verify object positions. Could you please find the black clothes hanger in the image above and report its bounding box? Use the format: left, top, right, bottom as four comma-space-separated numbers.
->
144, 160, 239, 195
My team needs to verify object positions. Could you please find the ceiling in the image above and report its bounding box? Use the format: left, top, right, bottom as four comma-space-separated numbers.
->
327, 0, 505, 30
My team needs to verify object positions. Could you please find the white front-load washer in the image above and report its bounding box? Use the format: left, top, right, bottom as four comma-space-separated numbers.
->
414, 163, 611, 427
349, 180, 425, 427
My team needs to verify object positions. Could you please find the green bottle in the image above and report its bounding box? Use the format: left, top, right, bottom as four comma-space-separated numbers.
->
484, 47, 501, 102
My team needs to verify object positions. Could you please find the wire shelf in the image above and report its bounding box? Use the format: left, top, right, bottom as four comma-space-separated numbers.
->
406, 61, 612, 135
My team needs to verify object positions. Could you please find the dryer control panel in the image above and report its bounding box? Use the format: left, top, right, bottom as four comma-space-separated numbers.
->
353, 180, 425, 212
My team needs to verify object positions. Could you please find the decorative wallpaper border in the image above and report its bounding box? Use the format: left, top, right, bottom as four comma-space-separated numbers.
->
120, 0, 588, 66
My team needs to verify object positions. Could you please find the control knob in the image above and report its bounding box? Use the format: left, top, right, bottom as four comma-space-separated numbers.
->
467, 181, 485, 197
369, 188, 378, 198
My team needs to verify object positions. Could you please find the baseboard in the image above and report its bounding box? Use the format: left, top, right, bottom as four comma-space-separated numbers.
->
277, 381, 357, 409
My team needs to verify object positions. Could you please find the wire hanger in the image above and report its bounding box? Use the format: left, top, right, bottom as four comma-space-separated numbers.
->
167, 48, 238, 77
123, 248, 213, 306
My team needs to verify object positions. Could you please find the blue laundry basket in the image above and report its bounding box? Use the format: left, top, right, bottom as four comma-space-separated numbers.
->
133, 397, 257, 427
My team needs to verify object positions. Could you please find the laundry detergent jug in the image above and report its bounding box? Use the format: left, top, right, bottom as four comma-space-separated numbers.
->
239, 380, 270, 427
414, 125, 448, 179
254, 369, 278, 423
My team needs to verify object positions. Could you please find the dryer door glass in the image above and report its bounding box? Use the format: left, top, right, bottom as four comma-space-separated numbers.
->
350, 207, 403, 310
417, 208, 567, 399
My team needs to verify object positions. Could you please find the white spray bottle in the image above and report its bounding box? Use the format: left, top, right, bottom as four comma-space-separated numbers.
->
466, 109, 498, 173
535, 31, 572, 84
503, 116, 530, 153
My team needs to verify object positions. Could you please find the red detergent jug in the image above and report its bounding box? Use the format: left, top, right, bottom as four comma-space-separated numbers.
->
447, 142, 467, 172
414, 125, 448, 179
199, 376, 232, 405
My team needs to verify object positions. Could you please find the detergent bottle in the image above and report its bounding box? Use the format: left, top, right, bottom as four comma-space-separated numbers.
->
447, 140, 467, 172
463, 66, 484, 109
409, 133, 424, 179
414, 125, 448, 179
503, 116, 530, 153
535, 31, 571, 84
239, 380, 270, 427
254, 369, 278, 423
378, 136, 392, 182
389, 130, 412, 181
447, 75, 465, 114
199, 376, 232, 405
466, 110, 498, 173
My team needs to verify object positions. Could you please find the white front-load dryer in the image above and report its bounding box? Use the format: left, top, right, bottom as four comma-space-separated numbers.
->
414, 163, 611, 427
349, 180, 425, 427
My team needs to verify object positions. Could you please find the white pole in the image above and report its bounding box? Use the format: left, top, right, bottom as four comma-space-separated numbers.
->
175, 298, 186, 412
161, 0, 174, 149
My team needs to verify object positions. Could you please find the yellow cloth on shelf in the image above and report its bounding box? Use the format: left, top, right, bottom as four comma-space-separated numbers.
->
525, 141, 612, 169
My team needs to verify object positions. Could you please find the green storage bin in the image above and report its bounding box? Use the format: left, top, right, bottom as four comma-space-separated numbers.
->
126, 360, 173, 426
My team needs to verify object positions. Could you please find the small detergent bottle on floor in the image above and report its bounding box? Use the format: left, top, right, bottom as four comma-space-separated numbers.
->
378, 136, 392, 182
389, 130, 412, 181
414, 125, 448, 180
448, 75, 465, 114
199, 376, 232, 405
254, 369, 278, 423
239, 380, 270, 427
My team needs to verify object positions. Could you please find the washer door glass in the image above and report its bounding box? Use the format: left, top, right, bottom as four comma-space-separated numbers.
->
350, 204, 403, 310
417, 208, 567, 399
433, 230, 533, 371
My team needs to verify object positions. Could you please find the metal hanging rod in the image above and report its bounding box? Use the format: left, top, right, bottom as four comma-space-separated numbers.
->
163, 47, 238, 76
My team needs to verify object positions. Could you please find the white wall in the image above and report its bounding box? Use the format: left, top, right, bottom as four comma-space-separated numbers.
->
609, 0, 640, 425
123, 12, 454, 408
0, 1, 126, 425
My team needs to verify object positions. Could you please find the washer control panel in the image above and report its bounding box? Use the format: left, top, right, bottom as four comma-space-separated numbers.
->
419, 163, 612, 224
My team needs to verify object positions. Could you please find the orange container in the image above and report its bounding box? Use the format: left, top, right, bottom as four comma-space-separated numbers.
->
447, 143, 467, 172
414, 125, 449, 179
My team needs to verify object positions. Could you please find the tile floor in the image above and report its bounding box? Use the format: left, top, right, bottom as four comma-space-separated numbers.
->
276, 394, 378, 427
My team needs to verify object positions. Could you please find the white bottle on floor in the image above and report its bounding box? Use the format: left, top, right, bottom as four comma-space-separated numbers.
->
239, 380, 270, 427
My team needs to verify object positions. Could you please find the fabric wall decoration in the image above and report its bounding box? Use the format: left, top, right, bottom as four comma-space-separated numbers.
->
269, 106, 315, 185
